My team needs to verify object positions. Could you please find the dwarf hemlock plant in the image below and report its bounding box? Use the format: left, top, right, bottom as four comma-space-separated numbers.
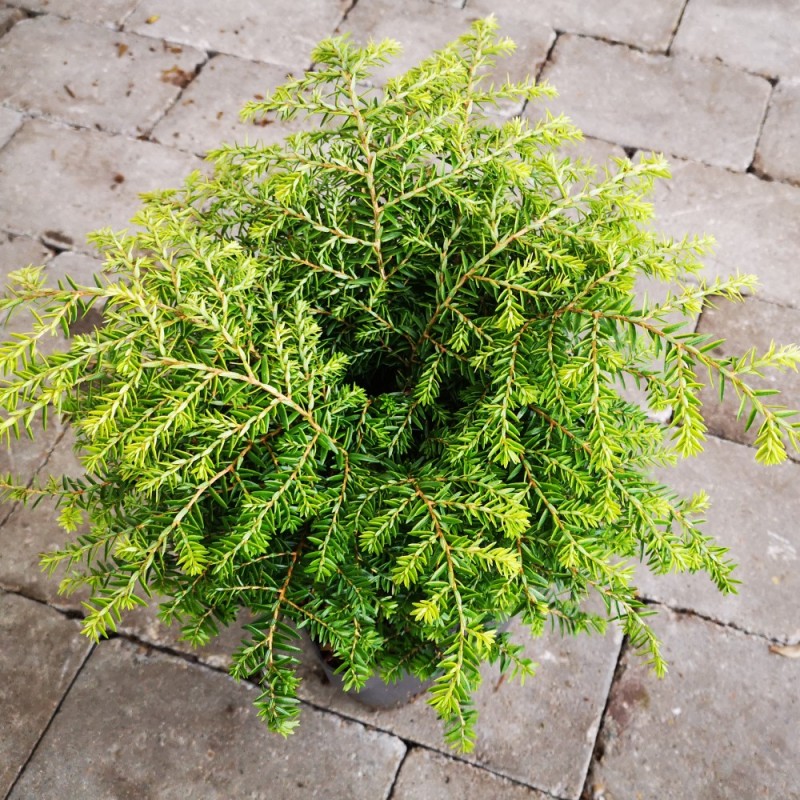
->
2, 19, 799, 750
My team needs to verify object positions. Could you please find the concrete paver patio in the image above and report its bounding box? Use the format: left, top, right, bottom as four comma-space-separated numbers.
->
0, 1, 798, 798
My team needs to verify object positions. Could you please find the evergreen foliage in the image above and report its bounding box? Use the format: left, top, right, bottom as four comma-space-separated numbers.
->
1, 19, 799, 749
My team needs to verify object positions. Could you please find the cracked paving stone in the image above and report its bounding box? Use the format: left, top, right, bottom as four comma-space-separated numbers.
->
672, 0, 800, 80
0, 119, 200, 254
3, 0, 140, 26
652, 158, 800, 309
466, 0, 685, 52
637, 436, 800, 643
0, 591, 91, 798
0, 16, 206, 137
296, 615, 622, 800
588, 609, 800, 800
392, 748, 550, 799
539, 35, 770, 171
126, 0, 348, 68
0, 5, 24, 37
152, 53, 308, 155
754, 80, 800, 186
0, 106, 22, 150
7, 637, 406, 800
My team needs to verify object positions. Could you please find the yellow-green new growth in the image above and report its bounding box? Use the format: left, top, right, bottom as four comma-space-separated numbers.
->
1, 18, 798, 750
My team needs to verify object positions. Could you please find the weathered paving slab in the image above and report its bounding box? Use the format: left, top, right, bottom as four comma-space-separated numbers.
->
465, 0, 556, 116
672, 0, 800, 79
540, 35, 771, 171
0, 591, 91, 798
296, 615, 623, 799
0, 4, 24, 37
0, 119, 200, 254
637, 435, 800, 643
118, 602, 254, 672
343, 0, 553, 110
754, 80, 800, 186
587, 609, 800, 800
4, 0, 140, 26
152, 54, 306, 155
652, 158, 800, 309
695, 296, 800, 463
8, 637, 406, 800
467, 0, 685, 52
126, 0, 348, 68
0, 429, 85, 607
0, 17, 206, 137
392, 748, 550, 800
341, 0, 473, 84
0, 106, 22, 149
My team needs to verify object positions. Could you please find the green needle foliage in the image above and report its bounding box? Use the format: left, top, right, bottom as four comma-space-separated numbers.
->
2, 18, 799, 750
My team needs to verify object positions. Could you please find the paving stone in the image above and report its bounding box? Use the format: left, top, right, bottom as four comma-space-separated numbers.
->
152, 54, 306, 155
118, 602, 254, 671
341, 0, 473, 85
637, 436, 800, 643
0, 591, 91, 798
0, 4, 24, 37
4, 0, 139, 26
296, 615, 622, 799
467, 0, 685, 52
672, 0, 800, 79
695, 297, 800, 463
0, 429, 88, 607
0, 17, 206, 137
652, 158, 800, 309
0, 106, 22, 150
126, 0, 348, 68
588, 609, 800, 800
754, 80, 800, 186
343, 0, 553, 109
392, 748, 549, 799
0, 119, 200, 254
8, 637, 406, 800
539, 35, 771, 172
463, 1, 556, 116
0, 231, 51, 276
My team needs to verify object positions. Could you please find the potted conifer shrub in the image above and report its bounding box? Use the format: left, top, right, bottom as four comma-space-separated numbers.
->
1, 19, 798, 750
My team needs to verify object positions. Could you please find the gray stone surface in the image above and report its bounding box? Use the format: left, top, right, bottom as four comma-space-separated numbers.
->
652, 158, 800, 309
341, 0, 474, 84
754, 80, 800, 186
297, 616, 623, 799
152, 54, 306, 154
392, 748, 549, 799
540, 35, 771, 171
0, 105, 22, 149
0, 430, 86, 607
467, 0, 685, 52
8, 637, 406, 800
4, 0, 139, 26
0, 17, 206, 136
126, 0, 348, 67
588, 609, 800, 800
118, 602, 254, 671
0, 591, 91, 798
672, 0, 800, 79
463, 1, 556, 116
0, 4, 24, 36
638, 435, 800, 643
695, 297, 800, 462
0, 119, 199, 253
